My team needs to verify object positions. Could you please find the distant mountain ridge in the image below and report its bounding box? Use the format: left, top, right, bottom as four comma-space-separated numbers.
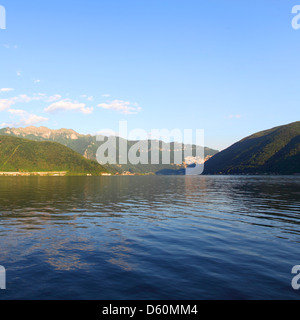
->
203, 121, 300, 175
0, 126, 219, 174
0, 135, 108, 175
0, 126, 93, 156
3, 126, 80, 139
1, 122, 298, 175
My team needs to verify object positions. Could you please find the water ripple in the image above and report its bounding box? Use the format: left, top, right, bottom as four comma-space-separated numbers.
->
0, 176, 299, 299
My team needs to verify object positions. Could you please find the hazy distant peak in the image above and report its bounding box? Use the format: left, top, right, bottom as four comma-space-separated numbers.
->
2, 126, 81, 140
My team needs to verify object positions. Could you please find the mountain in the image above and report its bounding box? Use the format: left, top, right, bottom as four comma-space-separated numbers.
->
0, 126, 95, 156
0, 126, 219, 174
0, 135, 109, 175
203, 121, 300, 175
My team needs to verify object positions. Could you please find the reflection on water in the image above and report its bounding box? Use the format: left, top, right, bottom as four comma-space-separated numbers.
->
0, 176, 299, 299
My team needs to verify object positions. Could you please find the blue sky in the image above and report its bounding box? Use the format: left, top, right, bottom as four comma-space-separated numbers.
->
0, 0, 300, 150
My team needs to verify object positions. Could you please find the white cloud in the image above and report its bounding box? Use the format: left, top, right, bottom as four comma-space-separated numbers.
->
0, 94, 47, 112
16, 71, 21, 77
46, 94, 62, 102
80, 95, 94, 101
14, 94, 35, 103
0, 88, 14, 93
34, 93, 47, 98
102, 94, 111, 98
227, 114, 242, 119
21, 114, 49, 126
2, 111, 48, 128
0, 99, 15, 111
0, 93, 80, 114
93, 129, 119, 137
98, 100, 142, 115
7, 109, 27, 116
3, 44, 18, 49
34, 79, 41, 83
45, 99, 93, 114
12, 94, 45, 103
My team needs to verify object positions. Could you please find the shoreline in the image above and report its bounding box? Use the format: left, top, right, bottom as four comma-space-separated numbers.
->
0, 172, 298, 177
0, 172, 68, 176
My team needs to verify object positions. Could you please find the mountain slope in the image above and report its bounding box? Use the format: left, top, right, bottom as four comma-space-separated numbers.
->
0, 135, 108, 175
0, 126, 219, 174
203, 121, 300, 175
0, 126, 95, 156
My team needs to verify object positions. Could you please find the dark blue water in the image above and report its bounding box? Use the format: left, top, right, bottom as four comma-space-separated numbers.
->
0, 176, 299, 300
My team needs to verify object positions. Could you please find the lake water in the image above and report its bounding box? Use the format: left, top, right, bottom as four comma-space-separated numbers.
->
0, 176, 299, 300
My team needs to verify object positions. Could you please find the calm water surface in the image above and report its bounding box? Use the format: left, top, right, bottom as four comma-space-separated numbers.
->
0, 176, 299, 300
